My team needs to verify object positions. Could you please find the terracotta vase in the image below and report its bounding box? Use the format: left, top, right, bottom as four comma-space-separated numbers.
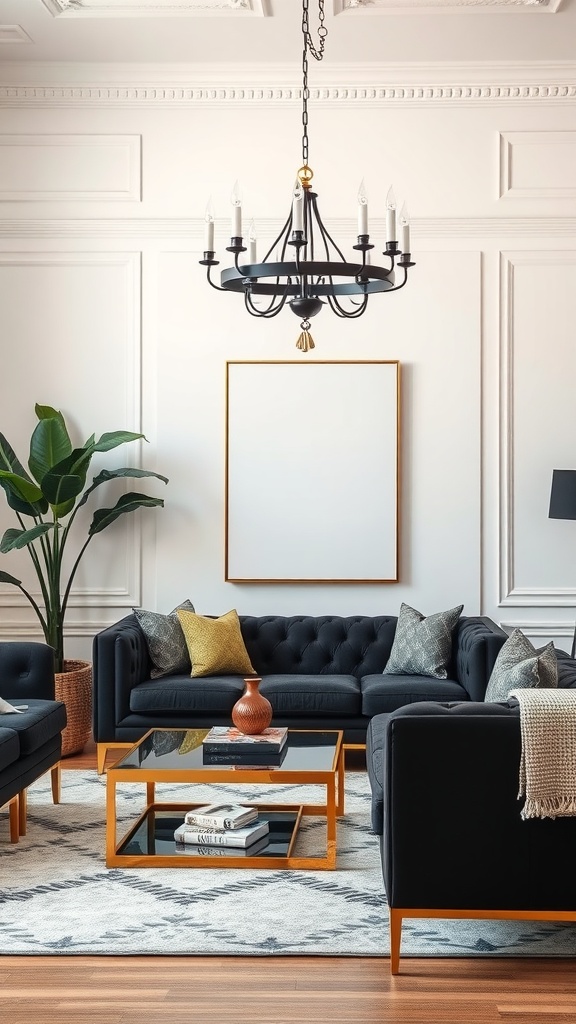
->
54, 659, 93, 757
232, 676, 272, 735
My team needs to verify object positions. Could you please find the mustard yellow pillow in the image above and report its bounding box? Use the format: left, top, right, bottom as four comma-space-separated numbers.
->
177, 608, 255, 678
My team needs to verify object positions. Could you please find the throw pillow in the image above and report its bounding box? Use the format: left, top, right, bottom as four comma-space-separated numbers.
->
134, 599, 195, 679
484, 629, 558, 702
383, 602, 464, 679
177, 608, 256, 678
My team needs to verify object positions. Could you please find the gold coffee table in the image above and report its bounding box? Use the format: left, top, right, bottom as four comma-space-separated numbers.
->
105, 728, 344, 870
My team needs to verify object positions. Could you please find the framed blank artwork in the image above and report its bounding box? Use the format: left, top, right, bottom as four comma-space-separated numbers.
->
225, 360, 400, 583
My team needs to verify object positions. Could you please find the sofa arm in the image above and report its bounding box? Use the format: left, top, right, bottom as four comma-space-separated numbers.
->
92, 614, 151, 743
453, 616, 508, 700
0, 641, 56, 700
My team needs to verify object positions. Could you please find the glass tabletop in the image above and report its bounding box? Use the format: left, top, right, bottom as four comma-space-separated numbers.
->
113, 728, 341, 773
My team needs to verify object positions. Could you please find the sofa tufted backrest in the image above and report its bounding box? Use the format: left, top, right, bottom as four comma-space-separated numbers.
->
0, 641, 56, 700
239, 615, 398, 678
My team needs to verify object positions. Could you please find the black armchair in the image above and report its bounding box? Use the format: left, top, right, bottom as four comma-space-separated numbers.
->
0, 642, 66, 841
367, 699, 576, 973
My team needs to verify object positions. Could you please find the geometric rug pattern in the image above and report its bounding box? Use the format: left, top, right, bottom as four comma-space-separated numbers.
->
1, 770, 575, 957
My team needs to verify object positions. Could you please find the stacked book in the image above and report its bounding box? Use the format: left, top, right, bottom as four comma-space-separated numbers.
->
174, 803, 269, 854
201, 726, 289, 767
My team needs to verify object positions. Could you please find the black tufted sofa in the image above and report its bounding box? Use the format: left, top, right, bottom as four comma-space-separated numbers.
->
92, 612, 507, 772
0, 642, 67, 842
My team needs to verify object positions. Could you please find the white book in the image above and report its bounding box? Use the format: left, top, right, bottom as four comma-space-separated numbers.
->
174, 818, 269, 848
183, 803, 258, 830
175, 834, 270, 858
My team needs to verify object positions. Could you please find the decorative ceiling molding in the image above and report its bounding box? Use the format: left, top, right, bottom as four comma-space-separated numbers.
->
334, 0, 562, 12
1, 81, 575, 106
0, 27, 34, 43
40, 0, 268, 17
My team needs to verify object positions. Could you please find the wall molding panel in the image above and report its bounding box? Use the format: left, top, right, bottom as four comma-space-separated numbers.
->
499, 250, 576, 608
0, 134, 141, 201
0, 251, 143, 618
499, 130, 576, 199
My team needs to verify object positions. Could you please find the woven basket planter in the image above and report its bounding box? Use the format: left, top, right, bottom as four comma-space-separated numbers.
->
54, 659, 93, 758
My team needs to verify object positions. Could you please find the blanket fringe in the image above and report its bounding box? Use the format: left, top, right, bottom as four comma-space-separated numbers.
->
521, 795, 576, 820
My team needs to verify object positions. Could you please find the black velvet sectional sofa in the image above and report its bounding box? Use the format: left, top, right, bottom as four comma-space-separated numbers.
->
0, 642, 67, 842
92, 611, 508, 772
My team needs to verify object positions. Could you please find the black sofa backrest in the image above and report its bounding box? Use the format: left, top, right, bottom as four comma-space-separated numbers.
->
0, 641, 55, 700
239, 614, 398, 677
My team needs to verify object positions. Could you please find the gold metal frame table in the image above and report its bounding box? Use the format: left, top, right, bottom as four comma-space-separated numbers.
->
105, 728, 344, 870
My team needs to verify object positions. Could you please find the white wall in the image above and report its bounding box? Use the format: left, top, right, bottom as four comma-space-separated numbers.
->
0, 61, 575, 658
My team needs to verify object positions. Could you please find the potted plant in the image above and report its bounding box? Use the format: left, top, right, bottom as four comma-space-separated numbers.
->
0, 404, 167, 755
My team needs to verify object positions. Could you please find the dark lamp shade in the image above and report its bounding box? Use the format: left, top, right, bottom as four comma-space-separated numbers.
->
549, 470, 576, 521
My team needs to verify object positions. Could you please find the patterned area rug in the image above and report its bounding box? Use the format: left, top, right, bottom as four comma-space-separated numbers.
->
1, 770, 576, 957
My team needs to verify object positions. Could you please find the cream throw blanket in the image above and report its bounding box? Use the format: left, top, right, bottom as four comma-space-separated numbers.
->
509, 687, 576, 820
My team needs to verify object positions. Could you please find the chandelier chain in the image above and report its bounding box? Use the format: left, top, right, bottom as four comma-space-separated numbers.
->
301, 0, 327, 169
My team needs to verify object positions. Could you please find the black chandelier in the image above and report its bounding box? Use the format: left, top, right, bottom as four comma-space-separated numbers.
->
200, 0, 415, 352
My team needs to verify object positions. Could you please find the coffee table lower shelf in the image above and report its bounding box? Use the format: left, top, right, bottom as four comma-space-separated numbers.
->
108, 804, 330, 869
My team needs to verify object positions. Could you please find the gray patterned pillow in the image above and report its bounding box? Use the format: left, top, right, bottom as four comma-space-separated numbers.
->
384, 602, 464, 679
484, 629, 558, 702
134, 599, 195, 679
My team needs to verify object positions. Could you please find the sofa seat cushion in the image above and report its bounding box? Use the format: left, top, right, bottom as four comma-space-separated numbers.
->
0, 727, 19, 773
260, 675, 361, 716
360, 674, 468, 716
129, 675, 246, 715
2, 699, 66, 756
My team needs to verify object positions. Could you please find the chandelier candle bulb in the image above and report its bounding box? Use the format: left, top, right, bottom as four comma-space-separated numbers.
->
357, 180, 368, 236
204, 201, 215, 252
231, 180, 242, 238
292, 185, 304, 234
400, 203, 410, 254
248, 221, 257, 263
386, 186, 397, 244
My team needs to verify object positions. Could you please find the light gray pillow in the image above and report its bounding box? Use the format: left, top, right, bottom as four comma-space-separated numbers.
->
484, 628, 558, 702
384, 602, 464, 679
134, 599, 195, 679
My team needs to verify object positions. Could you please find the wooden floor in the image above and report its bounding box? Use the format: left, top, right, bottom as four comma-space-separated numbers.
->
2, 741, 575, 1024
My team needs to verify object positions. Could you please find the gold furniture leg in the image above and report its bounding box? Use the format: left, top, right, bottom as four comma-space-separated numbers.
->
97, 742, 132, 774
106, 774, 117, 863
8, 795, 19, 843
51, 763, 61, 804
389, 909, 402, 975
18, 787, 27, 836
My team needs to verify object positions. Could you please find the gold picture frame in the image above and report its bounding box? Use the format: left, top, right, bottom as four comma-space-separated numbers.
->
225, 360, 400, 584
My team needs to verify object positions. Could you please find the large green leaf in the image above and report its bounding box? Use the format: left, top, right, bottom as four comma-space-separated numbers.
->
40, 470, 84, 516
0, 433, 47, 515
0, 569, 23, 586
40, 446, 98, 517
0, 523, 54, 553
0, 470, 45, 505
92, 431, 146, 453
76, 467, 169, 510
29, 416, 72, 483
88, 492, 164, 537
0, 432, 28, 478
35, 405, 67, 431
